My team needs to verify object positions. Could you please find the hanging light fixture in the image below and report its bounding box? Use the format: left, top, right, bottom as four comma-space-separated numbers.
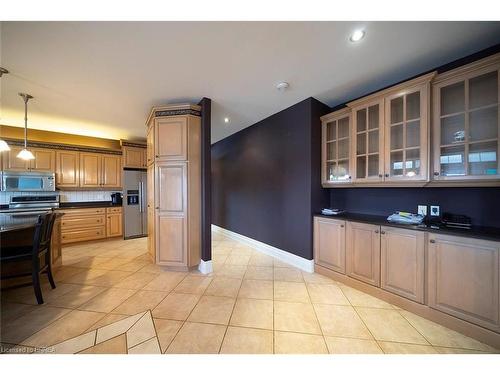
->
0, 67, 11, 151
17, 93, 35, 160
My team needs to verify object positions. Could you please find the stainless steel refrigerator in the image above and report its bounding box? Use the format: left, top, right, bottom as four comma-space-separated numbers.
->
123, 170, 147, 239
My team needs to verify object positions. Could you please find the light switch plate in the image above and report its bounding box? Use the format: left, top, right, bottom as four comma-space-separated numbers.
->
430, 205, 440, 217
418, 205, 427, 216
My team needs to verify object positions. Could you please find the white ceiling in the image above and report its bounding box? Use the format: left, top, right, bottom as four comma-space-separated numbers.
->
1, 21, 499, 144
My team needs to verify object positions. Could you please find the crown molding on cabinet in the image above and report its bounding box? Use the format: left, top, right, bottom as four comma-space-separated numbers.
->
433, 52, 500, 84
145, 103, 202, 127
3, 138, 122, 155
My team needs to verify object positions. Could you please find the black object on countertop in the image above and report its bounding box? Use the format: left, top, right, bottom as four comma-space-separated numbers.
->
59, 201, 122, 209
315, 212, 500, 242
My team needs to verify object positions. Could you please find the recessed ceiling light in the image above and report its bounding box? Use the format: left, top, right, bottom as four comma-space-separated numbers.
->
276, 82, 290, 91
350, 30, 365, 42
224, 117, 230, 123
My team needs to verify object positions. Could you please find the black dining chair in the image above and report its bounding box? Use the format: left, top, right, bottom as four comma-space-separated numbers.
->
0, 212, 57, 304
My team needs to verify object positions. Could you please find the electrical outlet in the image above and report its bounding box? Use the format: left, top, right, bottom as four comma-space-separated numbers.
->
418, 205, 427, 216
430, 205, 440, 217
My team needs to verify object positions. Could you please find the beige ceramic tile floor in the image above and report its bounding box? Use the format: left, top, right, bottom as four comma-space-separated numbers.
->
1, 233, 499, 354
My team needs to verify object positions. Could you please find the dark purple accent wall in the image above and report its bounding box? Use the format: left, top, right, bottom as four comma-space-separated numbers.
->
211, 98, 330, 260
330, 187, 500, 228
199, 97, 212, 261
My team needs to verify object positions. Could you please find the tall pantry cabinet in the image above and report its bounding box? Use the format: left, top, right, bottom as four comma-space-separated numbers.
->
146, 104, 202, 270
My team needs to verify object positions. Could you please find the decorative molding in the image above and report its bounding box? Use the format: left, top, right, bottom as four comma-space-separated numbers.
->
4, 138, 122, 155
120, 140, 147, 148
155, 109, 201, 118
198, 259, 213, 274
212, 224, 314, 273
433, 52, 500, 84
320, 107, 351, 122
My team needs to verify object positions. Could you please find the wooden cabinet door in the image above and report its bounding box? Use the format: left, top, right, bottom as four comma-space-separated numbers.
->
428, 233, 500, 332
346, 221, 381, 286
80, 153, 101, 188
147, 207, 155, 260
106, 213, 123, 237
155, 162, 187, 266
102, 154, 121, 188
56, 151, 80, 188
384, 83, 430, 182
380, 226, 425, 303
351, 99, 385, 183
2, 146, 30, 171
321, 109, 353, 186
155, 117, 188, 161
146, 125, 155, 166
30, 148, 55, 172
123, 146, 143, 168
313, 217, 346, 273
142, 148, 148, 168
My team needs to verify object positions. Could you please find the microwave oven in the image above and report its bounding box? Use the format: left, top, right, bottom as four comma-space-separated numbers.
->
1, 171, 56, 192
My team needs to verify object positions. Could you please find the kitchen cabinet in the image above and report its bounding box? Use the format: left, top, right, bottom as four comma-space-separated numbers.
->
146, 125, 155, 166
384, 80, 431, 182
351, 99, 385, 183
2, 146, 55, 172
56, 150, 79, 188
30, 148, 55, 172
155, 116, 188, 161
122, 145, 147, 169
346, 221, 381, 286
146, 104, 201, 270
106, 207, 123, 237
51, 216, 62, 267
321, 108, 352, 186
380, 226, 425, 303
101, 154, 121, 188
428, 233, 500, 332
80, 152, 121, 188
313, 216, 346, 273
432, 54, 500, 183
79, 152, 101, 188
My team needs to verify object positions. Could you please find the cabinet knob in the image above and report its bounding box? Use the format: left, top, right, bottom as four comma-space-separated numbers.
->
348, 176, 352, 179
433, 172, 440, 176
374, 230, 379, 234
340, 224, 344, 228
155, 206, 159, 209
384, 174, 389, 178
380, 231, 386, 235
430, 239, 436, 243
378, 174, 383, 178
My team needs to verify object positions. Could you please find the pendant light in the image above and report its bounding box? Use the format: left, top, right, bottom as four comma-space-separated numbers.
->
17, 93, 35, 160
0, 67, 11, 151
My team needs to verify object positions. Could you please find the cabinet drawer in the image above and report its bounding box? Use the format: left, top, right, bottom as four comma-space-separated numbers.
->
61, 215, 105, 229
61, 227, 106, 244
107, 207, 122, 214
59, 208, 106, 217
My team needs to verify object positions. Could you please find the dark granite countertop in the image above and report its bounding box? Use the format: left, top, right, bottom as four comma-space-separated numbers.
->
0, 211, 64, 233
315, 212, 500, 242
58, 201, 122, 209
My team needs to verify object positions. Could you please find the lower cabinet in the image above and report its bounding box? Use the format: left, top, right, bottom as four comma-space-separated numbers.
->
313, 217, 346, 273
346, 221, 381, 286
380, 226, 425, 303
60, 207, 122, 244
428, 233, 500, 332
157, 215, 187, 266
50, 216, 62, 266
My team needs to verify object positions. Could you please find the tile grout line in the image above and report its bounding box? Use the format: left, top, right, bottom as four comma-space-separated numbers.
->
303, 275, 329, 354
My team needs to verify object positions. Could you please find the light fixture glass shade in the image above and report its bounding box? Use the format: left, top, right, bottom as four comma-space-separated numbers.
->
17, 148, 35, 160
0, 139, 10, 152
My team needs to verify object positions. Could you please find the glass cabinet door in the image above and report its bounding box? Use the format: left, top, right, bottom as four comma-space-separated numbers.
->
323, 114, 351, 184
435, 68, 499, 180
353, 101, 384, 182
385, 86, 427, 181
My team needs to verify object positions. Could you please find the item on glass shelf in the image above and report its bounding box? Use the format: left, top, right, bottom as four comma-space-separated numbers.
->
453, 130, 465, 142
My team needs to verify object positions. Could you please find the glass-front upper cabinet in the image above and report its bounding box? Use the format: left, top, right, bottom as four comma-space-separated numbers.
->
321, 108, 352, 186
351, 99, 385, 183
432, 55, 500, 182
384, 80, 431, 182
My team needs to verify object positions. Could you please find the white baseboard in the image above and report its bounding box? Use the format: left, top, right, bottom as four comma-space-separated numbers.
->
198, 259, 213, 274
212, 224, 314, 273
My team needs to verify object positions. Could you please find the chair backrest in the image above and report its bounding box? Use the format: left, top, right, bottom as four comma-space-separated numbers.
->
32, 212, 57, 255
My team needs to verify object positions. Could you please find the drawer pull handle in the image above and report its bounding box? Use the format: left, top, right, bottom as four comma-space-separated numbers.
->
340, 224, 344, 228
430, 239, 436, 243
380, 231, 386, 235
374, 230, 379, 234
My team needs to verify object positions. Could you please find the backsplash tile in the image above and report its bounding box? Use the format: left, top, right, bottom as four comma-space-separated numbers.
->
0, 190, 121, 205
